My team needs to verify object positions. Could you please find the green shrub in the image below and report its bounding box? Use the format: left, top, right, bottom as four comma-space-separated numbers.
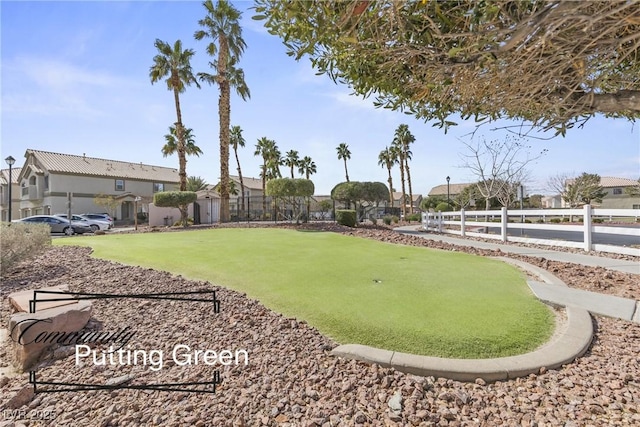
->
383, 216, 392, 225
406, 213, 421, 222
173, 217, 194, 227
536, 219, 544, 223
392, 215, 399, 224
434, 202, 452, 212
550, 218, 561, 223
153, 191, 197, 207
137, 212, 148, 222
336, 210, 357, 227
593, 218, 603, 223
1, 222, 51, 274
562, 217, 570, 222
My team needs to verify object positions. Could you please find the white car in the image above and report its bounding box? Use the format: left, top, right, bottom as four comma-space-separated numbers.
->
54, 214, 111, 232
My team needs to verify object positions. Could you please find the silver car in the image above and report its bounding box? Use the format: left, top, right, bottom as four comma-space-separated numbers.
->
55, 214, 111, 232
14, 215, 92, 235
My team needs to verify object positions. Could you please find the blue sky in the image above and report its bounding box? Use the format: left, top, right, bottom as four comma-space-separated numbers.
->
2, 1, 639, 196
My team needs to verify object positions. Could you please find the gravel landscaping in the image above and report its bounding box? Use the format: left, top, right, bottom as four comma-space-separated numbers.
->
1, 224, 639, 426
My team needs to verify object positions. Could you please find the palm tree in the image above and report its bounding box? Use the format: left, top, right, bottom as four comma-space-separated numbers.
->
195, 0, 250, 223
390, 141, 406, 218
187, 176, 208, 192
378, 147, 396, 207
297, 156, 317, 179
255, 137, 278, 218
230, 125, 247, 218
336, 143, 351, 182
162, 125, 203, 158
214, 179, 238, 195
394, 124, 416, 214
149, 39, 200, 191
284, 150, 300, 178
298, 155, 317, 218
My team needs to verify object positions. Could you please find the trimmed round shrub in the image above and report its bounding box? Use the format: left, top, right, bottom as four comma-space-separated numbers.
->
434, 202, 452, 212
336, 210, 357, 227
383, 216, 392, 225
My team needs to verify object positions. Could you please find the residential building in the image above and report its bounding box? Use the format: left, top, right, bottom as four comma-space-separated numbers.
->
16, 149, 179, 221
593, 177, 640, 209
391, 192, 423, 212
1, 167, 22, 221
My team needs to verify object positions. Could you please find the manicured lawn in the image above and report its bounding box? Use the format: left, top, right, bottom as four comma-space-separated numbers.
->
55, 228, 553, 358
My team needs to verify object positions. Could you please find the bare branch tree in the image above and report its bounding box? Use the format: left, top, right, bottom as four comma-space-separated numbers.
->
460, 137, 546, 210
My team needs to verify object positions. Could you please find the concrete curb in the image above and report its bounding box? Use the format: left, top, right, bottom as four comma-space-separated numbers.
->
331, 258, 594, 382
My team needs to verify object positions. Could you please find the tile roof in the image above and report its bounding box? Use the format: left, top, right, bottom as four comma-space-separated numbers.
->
428, 183, 474, 196
599, 177, 639, 188
229, 175, 263, 190
0, 167, 22, 185
25, 150, 179, 183
392, 192, 422, 201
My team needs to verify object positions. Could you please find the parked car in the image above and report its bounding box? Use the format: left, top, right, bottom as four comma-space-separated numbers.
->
82, 213, 114, 227
54, 214, 111, 232
13, 215, 92, 235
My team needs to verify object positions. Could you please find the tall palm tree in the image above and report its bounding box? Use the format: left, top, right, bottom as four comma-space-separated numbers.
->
378, 147, 396, 207
336, 143, 351, 182
298, 155, 317, 218
284, 150, 300, 178
255, 137, 278, 218
230, 125, 247, 218
149, 39, 199, 191
187, 176, 208, 192
297, 156, 317, 179
195, 0, 250, 222
162, 125, 203, 158
390, 141, 406, 218
394, 124, 416, 214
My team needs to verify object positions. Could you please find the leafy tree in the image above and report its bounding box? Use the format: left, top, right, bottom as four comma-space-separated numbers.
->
149, 39, 200, 191
331, 181, 388, 220
254, 137, 279, 218
420, 195, 447, 211
214, 179, 238, 195
317, 199, 333, 220
153, 191, 197, 227
266, 178, 314, 223
625, 178, 640, 197
230, 125, 247, 218
567, 173, 607, 206
336, 143, 351, 182
195, 0, 250, 222
254, 0, 640, 135
162, 125, 203, 158
284, 149, 300, 178
186, 176, 208, 192
93, 194, 119, 219
454, 185, 481, 210
377, 146, 396, 207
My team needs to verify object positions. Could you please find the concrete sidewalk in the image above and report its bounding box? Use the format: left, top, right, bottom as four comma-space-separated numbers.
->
395, 226, 640, 275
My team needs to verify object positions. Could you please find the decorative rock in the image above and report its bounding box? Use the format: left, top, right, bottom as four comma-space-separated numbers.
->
8, 300, 92, 370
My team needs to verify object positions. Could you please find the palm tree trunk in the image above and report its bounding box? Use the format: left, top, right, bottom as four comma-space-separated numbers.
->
406, 159, 413, 214
343, 160, 349, 182
399, 155, 406, 219
218, 35, 230, 223
172, 82, 189, 227
234, 148, 245, 220
387, 167, 394, 207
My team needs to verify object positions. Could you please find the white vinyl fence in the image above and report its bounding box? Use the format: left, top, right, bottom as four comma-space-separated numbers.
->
422, 205, 640, 257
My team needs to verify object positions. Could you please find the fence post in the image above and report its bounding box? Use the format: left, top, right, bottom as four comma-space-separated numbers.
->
460, 208, 466, 237
438, 211, 443, 233
501, 207, 508, 242
583, 204, 592, 252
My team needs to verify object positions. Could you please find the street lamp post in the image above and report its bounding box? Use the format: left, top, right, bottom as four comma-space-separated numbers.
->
5, 156, 16, 222
446, 176, 450, 207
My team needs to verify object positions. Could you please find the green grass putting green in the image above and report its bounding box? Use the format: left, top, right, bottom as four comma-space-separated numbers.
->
55, 228, 553, 358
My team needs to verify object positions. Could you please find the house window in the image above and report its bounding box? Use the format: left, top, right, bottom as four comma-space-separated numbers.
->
153, 183, 164, 193
29, 176, 36, 185
115, 179, 125, 191
612, 188, 622, 195
44, 175, 49, 190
